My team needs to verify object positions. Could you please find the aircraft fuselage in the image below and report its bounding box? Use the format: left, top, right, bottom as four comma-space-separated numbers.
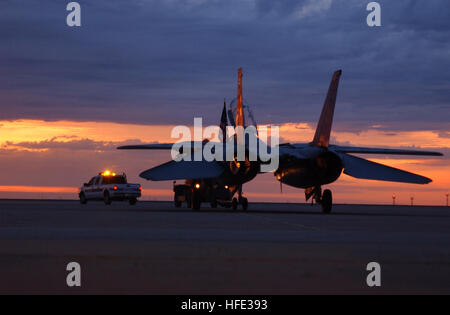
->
274, 147, 343, 189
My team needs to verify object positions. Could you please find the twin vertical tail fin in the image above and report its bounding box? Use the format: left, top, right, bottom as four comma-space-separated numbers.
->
312, 69, 342, 148
220, 99, 228, 143
235, 68, 245, 128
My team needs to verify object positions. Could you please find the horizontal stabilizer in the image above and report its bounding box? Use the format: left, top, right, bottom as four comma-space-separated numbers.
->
140, 160, 224, 181
340, 153, 432, 184
331, 145, 443, 156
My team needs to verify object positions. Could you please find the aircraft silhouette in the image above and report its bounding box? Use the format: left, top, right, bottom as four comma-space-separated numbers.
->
119, 69, 443, 213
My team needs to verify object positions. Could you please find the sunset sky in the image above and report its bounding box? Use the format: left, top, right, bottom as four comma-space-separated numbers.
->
0, 0, 449, 205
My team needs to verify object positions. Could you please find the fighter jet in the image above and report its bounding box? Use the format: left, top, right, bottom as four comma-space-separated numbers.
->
118, 68, 264, 210
273, 69, 443, 213
118, 68, 442, 213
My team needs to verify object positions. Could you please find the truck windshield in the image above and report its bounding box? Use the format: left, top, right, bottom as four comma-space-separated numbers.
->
102, 176, 127, 185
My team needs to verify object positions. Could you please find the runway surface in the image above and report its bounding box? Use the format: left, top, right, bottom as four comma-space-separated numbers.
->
0, 199, 449, 294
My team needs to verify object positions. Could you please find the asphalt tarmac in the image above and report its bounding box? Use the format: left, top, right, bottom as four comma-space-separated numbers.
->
0, 199, 449, 294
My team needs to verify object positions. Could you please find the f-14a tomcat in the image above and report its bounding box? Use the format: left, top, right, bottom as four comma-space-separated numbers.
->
274, 69, 442, 213
118, 68, 442, 213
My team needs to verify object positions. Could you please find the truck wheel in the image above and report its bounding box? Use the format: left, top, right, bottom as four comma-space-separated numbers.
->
104, 191, 112, 205
192, 192, 201, 210
185, 194, 191, 208
232, 198, 238, 210
210, 199, 217, 208
174, 194, 182, 208
79, 193, 87, 205
129, 198, 137, 206
192, 198, 201, 210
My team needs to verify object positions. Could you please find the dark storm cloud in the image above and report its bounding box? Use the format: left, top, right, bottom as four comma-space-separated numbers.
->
255, 0, 308, 15
0, 0, 449, 131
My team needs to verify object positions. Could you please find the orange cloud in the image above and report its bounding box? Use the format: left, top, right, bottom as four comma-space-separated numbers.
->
0, 119, 448, 205
0, 185, 77, 193
0, 119, 176, 146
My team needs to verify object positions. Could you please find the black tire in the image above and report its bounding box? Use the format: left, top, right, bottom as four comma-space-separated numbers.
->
192, 192, 201, 210
186, 193, 192, 208
174, 194, 182, 207
104, 191, 112, 205
210, 199, 218, 208
232, 198, 238, 210
129, 198, 137, 206
241, 197, 248, 211
79, 193, 87, 205
321, 189, 332, 214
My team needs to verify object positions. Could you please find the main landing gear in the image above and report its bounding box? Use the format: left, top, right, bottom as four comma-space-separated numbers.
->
231, 196, 248, 211
320, 189, 332, 214
307, 186, 333, 214
232, 185, 248, 211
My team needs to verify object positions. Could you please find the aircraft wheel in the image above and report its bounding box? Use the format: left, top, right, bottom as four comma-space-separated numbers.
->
241, 197, 248, 211
79, 193, 87, 205
321, 189, 332, 214
104, 191, 112, 205
129, 198, 137, 206
232, 198, 238, 210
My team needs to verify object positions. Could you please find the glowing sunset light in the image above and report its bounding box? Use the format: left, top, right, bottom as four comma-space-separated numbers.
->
0, 119, 448, 205
0, 185, 77, 193
0, 119, 177, 145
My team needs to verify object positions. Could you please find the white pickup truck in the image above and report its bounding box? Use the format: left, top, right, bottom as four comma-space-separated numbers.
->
79, 171, 142, 205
